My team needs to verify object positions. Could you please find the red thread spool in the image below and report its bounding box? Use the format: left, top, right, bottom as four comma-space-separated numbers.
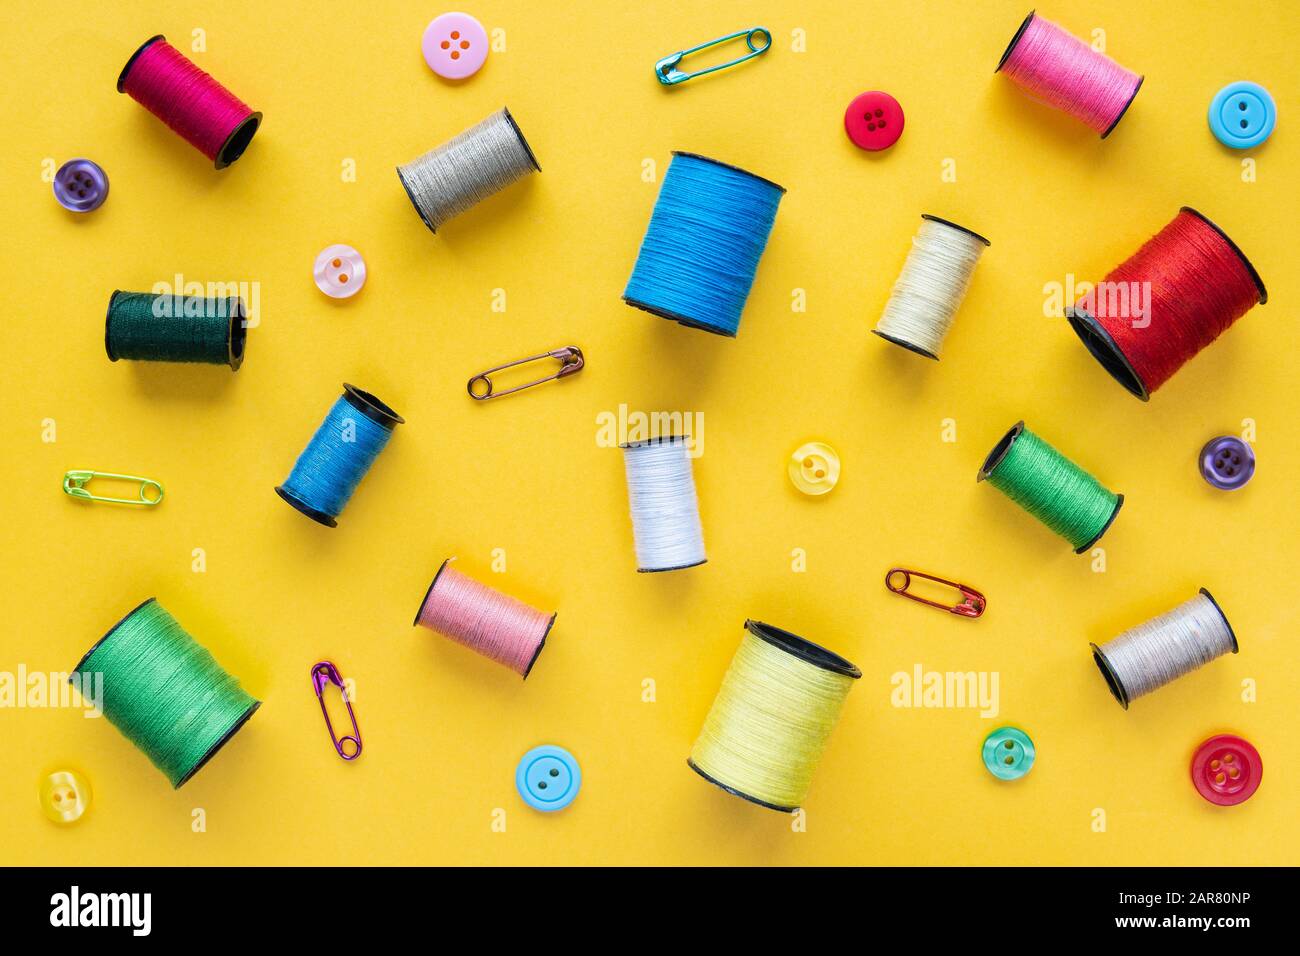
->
1066, 208, 1266, 400
118, 35, 262, 169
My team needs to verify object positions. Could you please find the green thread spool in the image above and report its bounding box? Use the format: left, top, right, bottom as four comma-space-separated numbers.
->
689, 620, 860, 812
105, 290, 246, 370
71, 598, 260, 788
978, 421, 1123, 552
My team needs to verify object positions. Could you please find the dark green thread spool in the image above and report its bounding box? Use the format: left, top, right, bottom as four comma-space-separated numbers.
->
977, 421, 1123, 553
105, 290, 247, 370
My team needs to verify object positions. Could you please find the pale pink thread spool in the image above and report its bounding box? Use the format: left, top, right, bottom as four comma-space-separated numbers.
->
413, 560, 555, 678
996, 11, 1143, 137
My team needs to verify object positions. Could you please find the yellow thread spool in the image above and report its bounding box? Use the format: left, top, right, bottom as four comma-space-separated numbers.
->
689, 620, 860, 811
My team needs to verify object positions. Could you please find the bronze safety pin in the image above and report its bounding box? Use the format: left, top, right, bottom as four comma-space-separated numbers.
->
467, 346, 584, 400
885, 568, 986, 619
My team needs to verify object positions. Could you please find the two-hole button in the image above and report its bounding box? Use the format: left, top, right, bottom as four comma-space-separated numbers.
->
516, 745, 581, 812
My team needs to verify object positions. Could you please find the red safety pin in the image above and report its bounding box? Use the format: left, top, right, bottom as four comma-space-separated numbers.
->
311, 661, 362, 760
885, 568, 986, 619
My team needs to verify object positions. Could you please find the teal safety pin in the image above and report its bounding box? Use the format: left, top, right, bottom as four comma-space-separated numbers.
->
655, 27, 772, 86
63, 470, 164, 506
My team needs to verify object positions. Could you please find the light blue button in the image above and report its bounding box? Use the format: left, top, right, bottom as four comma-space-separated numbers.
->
1209, 81, 1276, 149
516, 745, 581, 811
982, 726, 1035, 781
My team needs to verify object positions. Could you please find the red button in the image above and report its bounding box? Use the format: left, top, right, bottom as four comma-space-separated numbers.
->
844, 91, 904, 151
1190, 734, 1262, 807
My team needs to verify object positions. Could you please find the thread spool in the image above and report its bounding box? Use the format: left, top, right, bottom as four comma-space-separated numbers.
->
996, 11, 1142, 137
874, 215, 991, 359
413, 559, 555, 678
105, 290, 246, 370
72, 598, 260, 788
396, 107, 540, 233
276, 384, 404, 527
978, 421, 1122, 552
623, 152, 785, 337
1066, 208, 1267, 401
621, 437, 706, 572
690, 620, 860, 811
118, 35, 261, 169
1091, 589, 1238, 709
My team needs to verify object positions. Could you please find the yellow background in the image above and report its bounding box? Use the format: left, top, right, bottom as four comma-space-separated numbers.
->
3, 0, 1297, 865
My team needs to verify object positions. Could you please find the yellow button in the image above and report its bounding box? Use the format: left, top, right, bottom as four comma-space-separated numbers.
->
788, 441, 840, 495
40, 770, 92, 825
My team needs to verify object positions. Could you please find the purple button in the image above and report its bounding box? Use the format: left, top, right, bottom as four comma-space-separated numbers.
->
422, 12, 489, 80
1199, 436, 1254, 490
53, 159, 109, 213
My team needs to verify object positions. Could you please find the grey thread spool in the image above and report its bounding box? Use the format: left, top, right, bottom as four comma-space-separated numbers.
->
1091, 589, 1238, 709
396, 107, 540, 233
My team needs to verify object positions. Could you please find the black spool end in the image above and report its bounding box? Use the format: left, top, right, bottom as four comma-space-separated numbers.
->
274, 485, 338, 527
214, 112, 262, 170
1180, 207, 1268, 305
104, 290, 123, 361
117, 34, 165, 92
72, 597, 158, 675
637, 558, 708, 573
1101, 75, 1144, 139
977, 420, 1025, 482
1065, 307, 1150, 401
995, 11, 1036, 73
621, 295, 739, 337
744, 619, 862, 679
502, 106, 542, 173
921, 214, 992, 247
396, 164, 439, 234
1075, 493, 1124, 553
687, 758, 799, 813
226, 297, 247, 370
174, 698, 260, 788
1199, 587, 1240, 653
670, 151, 787, 194
1090, 642, 1130, 710
522, 613, 556, 680
872, 329, 939, 360
342, 383, 405, 429
412, 558, 453, 626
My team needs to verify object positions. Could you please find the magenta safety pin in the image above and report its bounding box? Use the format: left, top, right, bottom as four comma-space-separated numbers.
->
311, 661, 362, 760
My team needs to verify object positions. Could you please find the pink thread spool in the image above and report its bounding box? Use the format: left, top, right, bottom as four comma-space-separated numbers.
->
413, 560, 555, 678
996, 11, 1143, 137
118, 35, 262, 169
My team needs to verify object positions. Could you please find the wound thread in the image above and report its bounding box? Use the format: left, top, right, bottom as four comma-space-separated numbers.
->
396, 107, 540, 233
118, 35, 261, 169
1091, 589, 1238, 708
413, 560, 555, 678
874, 215, 991, 359
72, 598, 260, 788
623, 152, 785, 337
105, 290, 246, 370
622, 437, 706, 572
690, 620, 860, 812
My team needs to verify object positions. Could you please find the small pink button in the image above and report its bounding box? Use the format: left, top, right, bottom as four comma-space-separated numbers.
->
844, 91, 905, 151
314, 245, 366, 299
422, 12, 489, 80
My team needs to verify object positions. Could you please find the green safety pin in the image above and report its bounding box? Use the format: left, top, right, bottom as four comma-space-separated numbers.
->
63, 470, 164, 506
655, 27, 772, 86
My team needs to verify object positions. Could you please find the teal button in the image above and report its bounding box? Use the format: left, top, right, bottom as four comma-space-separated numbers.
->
982, 726, 1035, 780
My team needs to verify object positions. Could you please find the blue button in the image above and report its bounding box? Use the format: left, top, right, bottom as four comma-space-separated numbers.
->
982, 726, 1035, 781
516, 745, 581, 811
1209, 82, 1276, 149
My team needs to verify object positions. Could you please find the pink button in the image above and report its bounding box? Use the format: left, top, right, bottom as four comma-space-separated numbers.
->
423, 12, 489, 80
314, 245, 366, 299
1190, 734, 1262, 807
844, 91, 905, 151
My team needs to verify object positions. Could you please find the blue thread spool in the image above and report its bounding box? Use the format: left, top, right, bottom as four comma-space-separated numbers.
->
275, 384, 404, 527
623, 152, 785, 337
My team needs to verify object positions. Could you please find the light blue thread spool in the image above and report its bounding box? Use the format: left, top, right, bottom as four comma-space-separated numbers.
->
623, 152, 785, 337
276, 384, 404, 527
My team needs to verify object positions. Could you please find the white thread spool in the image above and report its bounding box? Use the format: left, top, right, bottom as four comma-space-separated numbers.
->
1091, 589, 1238, 709
621, 437, 706, 572
874, 215, 991, 359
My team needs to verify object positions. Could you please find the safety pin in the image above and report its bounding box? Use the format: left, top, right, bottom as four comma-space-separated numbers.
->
885, 568, 986, 619
467, 346, 584, 400
311, 661, 362, 761
62, 470, 164, 506
655, 27, 772, 86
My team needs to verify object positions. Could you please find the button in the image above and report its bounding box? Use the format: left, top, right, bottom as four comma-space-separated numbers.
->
516, 744, 580, 812
1191, 734, 1262, 806
1199, 436, 1254, 490
39, 770, 92, 825
1209, 82, 1276, 149
844, 91, 905, 151
422, 12, 490, 80
313, 244, 367, 299
788, 441, 840, 496
53, 159, 109, 213
982, 727, 1035, 781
